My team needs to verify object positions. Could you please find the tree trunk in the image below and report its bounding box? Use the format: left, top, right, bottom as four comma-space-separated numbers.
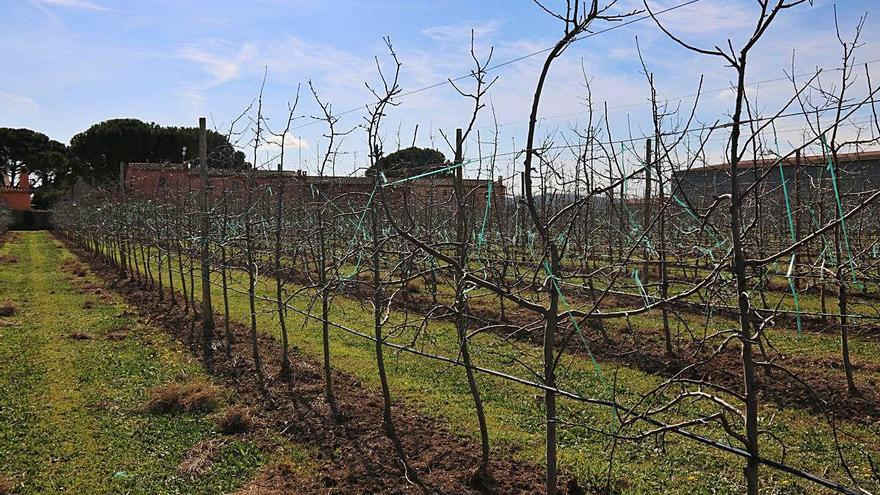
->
275, 171, 292, 382
453, 128, 491, 478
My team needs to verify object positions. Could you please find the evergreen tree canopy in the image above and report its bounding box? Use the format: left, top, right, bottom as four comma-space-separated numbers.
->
69, 118, 248, 184
365, 147, 448, 178
0, 127, 71, 208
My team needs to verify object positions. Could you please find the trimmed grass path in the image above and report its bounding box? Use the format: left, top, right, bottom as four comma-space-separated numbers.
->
0, 232, 263, 494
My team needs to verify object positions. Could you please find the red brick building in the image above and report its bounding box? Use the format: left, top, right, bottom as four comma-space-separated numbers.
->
0, 167, 32, 211
122, 162, 505, 209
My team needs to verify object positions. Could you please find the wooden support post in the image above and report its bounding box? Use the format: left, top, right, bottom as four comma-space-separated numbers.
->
794, 150, 802, 290
643, 138, 652, 281
118, 161, 127, 277
199, 117, 215, 372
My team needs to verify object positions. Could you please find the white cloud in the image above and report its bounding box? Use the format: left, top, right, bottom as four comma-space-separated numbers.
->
0, 92, 39, 115
643, 0, 756, 36
176, 42, 258, 113
258, 36, 371, 91
36, 0, 108, 11
608, 46, 638, 61
263, 134, 310, 150
179, 87, 206, 108
180, 42, 258, 85
422, 21, 499, 43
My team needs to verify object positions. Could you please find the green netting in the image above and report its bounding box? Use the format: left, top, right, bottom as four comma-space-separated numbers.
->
475, 180, 494, 257
555, 232, 567, 247
342, 181, 380, 280
632, 267, 651, 306
542, 260, 615, 418
381, 159, 477, 188
820, 135, 859, 286
671, 193, 726, 249
773, 141, 803, 334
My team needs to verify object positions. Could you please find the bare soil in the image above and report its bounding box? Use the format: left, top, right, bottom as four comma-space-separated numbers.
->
325, 269, 880, 423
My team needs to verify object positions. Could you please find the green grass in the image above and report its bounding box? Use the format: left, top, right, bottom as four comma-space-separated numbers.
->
127, 240, 880, 494
338, 252, 880, 335
0, 232, 268, 494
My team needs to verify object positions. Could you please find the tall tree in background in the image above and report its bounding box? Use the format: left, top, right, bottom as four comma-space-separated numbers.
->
69, 119, 156, 183
365, 146, 447, 178
0, 127, 72, 208
69, 118, 248, 184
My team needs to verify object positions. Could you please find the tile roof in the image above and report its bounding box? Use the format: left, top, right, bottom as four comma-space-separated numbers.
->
0, 185, 28, 193
126, 163, 500, 187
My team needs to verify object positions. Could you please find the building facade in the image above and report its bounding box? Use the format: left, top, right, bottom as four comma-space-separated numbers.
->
121, 162, 505, 210
672, 150, 880, 205
0, 166, 32, 211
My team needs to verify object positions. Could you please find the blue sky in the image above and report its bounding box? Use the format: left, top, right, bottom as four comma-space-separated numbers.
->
2, 0, 878, 177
